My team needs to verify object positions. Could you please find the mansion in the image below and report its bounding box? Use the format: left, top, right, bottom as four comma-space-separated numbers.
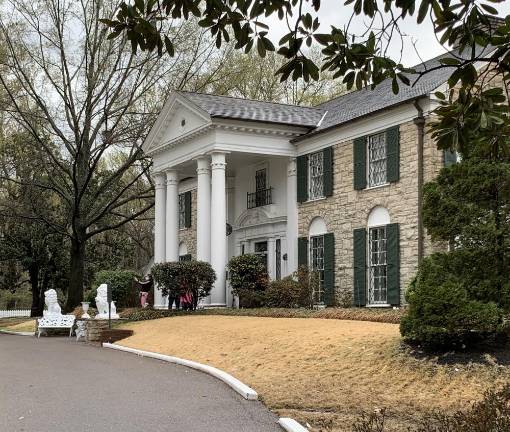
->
143, 52, 459, 308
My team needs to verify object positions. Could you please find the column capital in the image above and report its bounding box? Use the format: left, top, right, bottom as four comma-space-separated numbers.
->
153, 172, 166, 189
287, 157, 297, 177
165, 169, 179, 186
195, 156, 211, 175
210, 152, 227, 171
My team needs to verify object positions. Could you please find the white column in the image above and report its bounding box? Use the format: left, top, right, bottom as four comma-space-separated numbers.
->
267, 237, 276, 280
153, 172, 166, 308
210, 152, 227, 306
165, 169, 179, 262
196, 157, 211, 263
286, 158, 298, 275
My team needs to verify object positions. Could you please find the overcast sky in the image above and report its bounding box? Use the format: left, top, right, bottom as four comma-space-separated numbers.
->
266, 2, 510, 66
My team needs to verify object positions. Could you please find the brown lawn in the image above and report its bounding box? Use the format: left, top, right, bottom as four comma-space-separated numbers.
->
0, 317, 35, 332
118, 315, 510, 431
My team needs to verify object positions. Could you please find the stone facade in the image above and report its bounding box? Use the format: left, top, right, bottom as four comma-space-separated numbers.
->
298, 118, 445, 305
178, 188, 197, 259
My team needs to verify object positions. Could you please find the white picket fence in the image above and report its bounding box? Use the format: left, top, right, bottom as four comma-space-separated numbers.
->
0, 309, 31, 318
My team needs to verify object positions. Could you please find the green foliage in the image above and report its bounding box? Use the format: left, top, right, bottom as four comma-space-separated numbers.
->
353, 384, 510, 432
0, 287, 32, 309
103, 0, 509, 98
92, 270, 139, 308
151, 261, 215, 309
265, 277, 302, 308
400, 253, 507, 349
227, 254, 268, 308
296, 265, 321, 308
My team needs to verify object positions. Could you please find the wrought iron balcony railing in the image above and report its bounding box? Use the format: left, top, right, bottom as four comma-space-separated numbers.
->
247, 188, 272, 209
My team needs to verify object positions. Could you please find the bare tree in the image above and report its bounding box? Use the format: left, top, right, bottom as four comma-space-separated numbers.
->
0, 0, 222, 310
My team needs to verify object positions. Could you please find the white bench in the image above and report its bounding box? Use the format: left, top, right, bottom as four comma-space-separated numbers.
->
37, 315, 76, 338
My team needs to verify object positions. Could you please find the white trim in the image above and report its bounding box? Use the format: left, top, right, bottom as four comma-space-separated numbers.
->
278, 417, 309, 432
296, 102, 424, 155
102, 343, 258, 400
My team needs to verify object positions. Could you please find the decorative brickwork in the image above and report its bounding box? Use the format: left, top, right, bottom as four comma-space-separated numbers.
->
298, 119, 444, 305
178, 188, 197, 259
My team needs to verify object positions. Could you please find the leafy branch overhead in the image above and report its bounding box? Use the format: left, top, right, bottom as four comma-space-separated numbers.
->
102, 0, 509, 94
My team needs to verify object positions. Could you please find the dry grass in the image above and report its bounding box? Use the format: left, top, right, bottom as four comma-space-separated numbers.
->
0, 318, 35, 332
118, 315, 510, 431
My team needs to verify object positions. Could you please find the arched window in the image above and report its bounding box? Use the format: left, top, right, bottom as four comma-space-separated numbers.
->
308, 217, 328, 305
367, 207, 390, 305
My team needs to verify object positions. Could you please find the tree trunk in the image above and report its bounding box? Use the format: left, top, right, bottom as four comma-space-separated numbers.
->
29, 263, 40, 317
65, 236, 86, 312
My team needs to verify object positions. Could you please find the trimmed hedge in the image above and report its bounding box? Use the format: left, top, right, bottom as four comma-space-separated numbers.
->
227, 254, 268, 308
121, 306, 404, 324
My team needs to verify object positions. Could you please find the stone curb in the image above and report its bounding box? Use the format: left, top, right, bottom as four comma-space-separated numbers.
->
0, 330, 35, 336
102, 343, 258, 400
278, 418, 309, 432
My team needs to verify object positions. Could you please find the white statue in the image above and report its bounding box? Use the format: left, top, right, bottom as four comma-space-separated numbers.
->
94, 284, 119, 319
43, 289, 62, 317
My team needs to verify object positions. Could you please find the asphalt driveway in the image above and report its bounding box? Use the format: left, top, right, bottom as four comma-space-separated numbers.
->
0, 334, 281, 432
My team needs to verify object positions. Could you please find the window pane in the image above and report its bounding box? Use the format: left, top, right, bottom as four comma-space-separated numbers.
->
368, 226, 387, 304
310, 235, 325, 304
368, 133, 387, 187
178, 194, 185, 229
308, 151, 324, 200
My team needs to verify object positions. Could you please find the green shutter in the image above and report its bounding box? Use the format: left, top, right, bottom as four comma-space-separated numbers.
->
353, 228, 367, 307
297, 155, 308, 203
323, 233, 335, 306
298, 237, 308, 268
386, 126, 400, 182
443, 149, 457, 167
386, 223, 400, 306
353, 136, 367, 190
323, 147, 333, 197
184, 191, 192, 228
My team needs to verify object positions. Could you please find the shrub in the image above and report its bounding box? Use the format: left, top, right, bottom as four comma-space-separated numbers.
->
151, 261, 215, 310
265, 277, 303, 308
400, 253, 507, 349
91, 270, 139, 308
353, 384, 510, 432
296, 265, 321, 308
227, 254, 268, 308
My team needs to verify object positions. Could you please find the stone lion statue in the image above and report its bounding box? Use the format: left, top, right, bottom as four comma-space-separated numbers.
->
94, 283, 119, 319
43, 289, 62, 317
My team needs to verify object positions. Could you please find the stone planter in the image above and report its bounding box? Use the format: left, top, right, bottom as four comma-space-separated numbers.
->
85, 319, 109, 343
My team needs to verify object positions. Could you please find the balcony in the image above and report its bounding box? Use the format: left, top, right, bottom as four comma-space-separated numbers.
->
247, 188, 272, 209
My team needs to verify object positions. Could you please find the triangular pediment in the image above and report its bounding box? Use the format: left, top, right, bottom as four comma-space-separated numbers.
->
143, 92, 212, 155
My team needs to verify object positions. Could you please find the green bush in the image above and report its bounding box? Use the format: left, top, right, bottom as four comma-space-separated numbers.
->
265, 277, 303, 308
0, 287, 32, 309
91, 270, 139, 308
296, 265, 321, 308
227, 254, 268, 308
151, 261, 215, 310
400, 253, 507, 349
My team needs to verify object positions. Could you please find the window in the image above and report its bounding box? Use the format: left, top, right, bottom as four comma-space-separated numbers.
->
178, 193, 186, 229
310, 235, 325, 304
308, 151, 324, 199
368, 132, 387, 187
368, 226, 387, 305
275, 239, 281, 280
254, 241, 268, 271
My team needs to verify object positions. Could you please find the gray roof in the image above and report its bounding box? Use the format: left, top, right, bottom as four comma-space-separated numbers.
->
178, 91, 324, 128
178, 46, 494, 141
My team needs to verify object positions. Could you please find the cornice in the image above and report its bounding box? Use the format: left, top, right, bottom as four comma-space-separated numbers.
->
148, 123, 215, 156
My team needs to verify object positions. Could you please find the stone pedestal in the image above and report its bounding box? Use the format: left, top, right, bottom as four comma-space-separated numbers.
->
85, 319, 109, 343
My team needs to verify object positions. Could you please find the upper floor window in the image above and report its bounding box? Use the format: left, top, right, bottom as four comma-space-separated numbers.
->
179, 193, 186, 229
178, 191, 192, 229
368, 132, 387, 187
308, 151, 324, 200
353, 126, 400, 190
247, 167, 272, 209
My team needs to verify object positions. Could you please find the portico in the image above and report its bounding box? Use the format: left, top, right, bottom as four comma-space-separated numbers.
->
143, 91, 321, 308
